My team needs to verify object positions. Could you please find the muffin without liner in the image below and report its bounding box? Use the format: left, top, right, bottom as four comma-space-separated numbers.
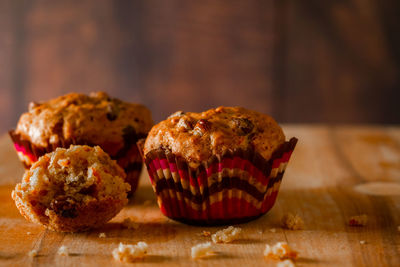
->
12, 145, 130, 232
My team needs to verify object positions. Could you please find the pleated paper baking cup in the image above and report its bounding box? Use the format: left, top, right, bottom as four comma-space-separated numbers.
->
143, 137, 298, 225
9, 130, 144, 195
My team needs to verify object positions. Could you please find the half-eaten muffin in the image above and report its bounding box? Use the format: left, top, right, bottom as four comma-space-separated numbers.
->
12, 145, 130, 232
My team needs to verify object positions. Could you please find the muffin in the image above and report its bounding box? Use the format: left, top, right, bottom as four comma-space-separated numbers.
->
12, 145, 130, 232
9, 92, 153, 194
141, 107, 297, 225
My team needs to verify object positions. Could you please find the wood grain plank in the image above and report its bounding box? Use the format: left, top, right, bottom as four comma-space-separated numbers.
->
281, 1, 399, 123
15, 0, 276, 125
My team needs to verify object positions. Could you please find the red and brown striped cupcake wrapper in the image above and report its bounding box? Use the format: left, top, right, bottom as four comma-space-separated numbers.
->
9, 130, 144, 195
142, 137, 298, 225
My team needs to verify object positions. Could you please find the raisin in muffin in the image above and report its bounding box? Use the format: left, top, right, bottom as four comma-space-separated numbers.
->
12, 145, 130, 232
141, 107, 297, 225
9, 92, 153, 194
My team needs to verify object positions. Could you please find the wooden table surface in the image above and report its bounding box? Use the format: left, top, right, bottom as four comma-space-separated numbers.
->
0, 125, 399, 266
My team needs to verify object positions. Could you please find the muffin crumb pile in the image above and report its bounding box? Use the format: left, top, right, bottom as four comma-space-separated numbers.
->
112, 242, 148, 262
281, 213, 304, 230
191, 242, 214, 259
211, 226, 242, 243
349, 215, 368, 226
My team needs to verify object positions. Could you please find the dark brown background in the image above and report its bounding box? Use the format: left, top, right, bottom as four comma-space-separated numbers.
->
0, 0, 399, 134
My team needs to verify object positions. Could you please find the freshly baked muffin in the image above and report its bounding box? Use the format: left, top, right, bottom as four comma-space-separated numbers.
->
9, 92, 153, 194
141, 107, 297, 225
12, 145, 130, 232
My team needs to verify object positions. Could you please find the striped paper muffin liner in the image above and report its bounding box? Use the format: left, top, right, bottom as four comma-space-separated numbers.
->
9, 130, 145, 195
142, 137, 297, 225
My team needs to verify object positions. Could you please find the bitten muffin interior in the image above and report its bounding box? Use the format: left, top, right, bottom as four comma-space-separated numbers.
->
14, 145, 130, 218
144, 106, 286, 165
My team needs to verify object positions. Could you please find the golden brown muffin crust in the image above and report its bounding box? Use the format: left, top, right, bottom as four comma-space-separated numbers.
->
144, 107, 285, 164
15, 92, 153, 153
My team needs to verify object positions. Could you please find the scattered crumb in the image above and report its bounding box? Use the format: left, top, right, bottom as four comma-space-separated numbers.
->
191, 242, 214, 259
143, 200, 152, 206
277, 259, 296, 267
270, 228, 277, 233
112, 242, 148, 262
258, 230, 263, 234
122, 217, 139, 230
349, 215, 368, 226
211, 226, 242, 243
360, 240, 366, 244
57, 246, 69, 256
264, 242, 298, 260
28, 249, 38, 257
99, 232, 106, 238
281, 213, 304, 230
202, 231, 211, 237
27, 232, 32, 235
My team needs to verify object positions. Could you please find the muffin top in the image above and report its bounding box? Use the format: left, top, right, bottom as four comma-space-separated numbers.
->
14, 145, 130, 215
144, 107, 285, 164
15, 92, 153, 154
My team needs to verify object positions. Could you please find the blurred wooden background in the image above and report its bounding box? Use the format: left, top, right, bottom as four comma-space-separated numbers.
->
0, 0, 399, 133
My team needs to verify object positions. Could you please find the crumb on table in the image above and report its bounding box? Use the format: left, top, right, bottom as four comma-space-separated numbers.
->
28, 249, 38, 257
99, 232, 106, 238
264, 242, 298, 260
281, 213, 304, 230
359, 240, 366, 244
112, 242, 148, 262
57, 245, 69, 256
349, 214, 368, 226
191, 242, 214, 259
277, 259, 296, 267
270, 228, 277, 233
211, 226, 242, 243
